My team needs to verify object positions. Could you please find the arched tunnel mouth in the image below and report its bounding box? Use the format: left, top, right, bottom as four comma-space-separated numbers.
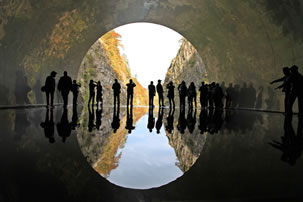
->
75, 22, 208, 189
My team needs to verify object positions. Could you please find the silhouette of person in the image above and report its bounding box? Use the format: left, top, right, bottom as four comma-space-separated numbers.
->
40, 108, 55, 143
214, 83, 224, 108
208, 82, 216, 108
125, 107, 135, 134
188, 82, 197, 109
126, 79, 136, 107
199, 82, 208, 109
71, 80, 81, 105
147, 106, 155, 132
166, 81, 175, 109
225, 83, 233, 108
88, 80, 97, 106
187, 107, 196, 134
96, 81, 103, 106
111, 105, 120, 133
88, 105, 95, 132
96, 105, 103, 130
112, 79, 121, 108
178, 81, 187, 109
165, 106, 175, 133
56, 107, 72, 143
269, 115, 303, 165
157, 80, 164, 107
177, 107, 187, 134
43, 71, 57, 107
71, 105, 80, 130
148, 81, 156, 107
57, 71, 72, 107
287, 65, 303, 115
156, 107, 164, 134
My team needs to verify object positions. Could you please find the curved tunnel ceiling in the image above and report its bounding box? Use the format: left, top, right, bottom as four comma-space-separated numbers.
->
1, 0, 303, 111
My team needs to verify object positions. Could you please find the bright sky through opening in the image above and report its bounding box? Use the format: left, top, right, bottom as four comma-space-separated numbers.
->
115, 23, 182, 88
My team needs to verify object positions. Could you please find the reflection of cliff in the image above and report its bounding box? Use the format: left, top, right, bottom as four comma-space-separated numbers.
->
165, 110, 207, 172
77, 107, 147, 177
164, 38, 207, 106
78, 31, 147, 105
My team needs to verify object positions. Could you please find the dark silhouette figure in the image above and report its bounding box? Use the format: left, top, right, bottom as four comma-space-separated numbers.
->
56, 107, 72, 143
88, 80, 97, 106
177, 107, 187, 134
112, 79, 121, 108
156, 107, 164, 134
44, 71, 57, 107
269, 115, 303, 166
165, 107, 175, 133
15, 71, 31, 105
57, 71, 72, 107
71, 105, 80, 130
287, 65, 303, 115
126, 79, 136, 107
214, 83, 224, 108
198, 109, 208, 134
188, 82, 197, 109
96, 105, 103, 130
178, 81, 187, 109
96, 81, 103, 106
166, 81, 175, 109
187, 107, 196, 134
111, 104, 120, 133
199, 82, 208, 109
157, 80, 164, 107
208, 82, 216, 108
148, 81, 156, 107
40, 108, 55, 143
88, 105, 95, 132
225, 83, 233, 108
147, 106, 155, 132
71, 80, 81, 105
125, 107, 135, 134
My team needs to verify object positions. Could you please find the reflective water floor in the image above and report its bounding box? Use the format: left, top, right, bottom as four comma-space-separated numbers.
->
1, 105, 303, 201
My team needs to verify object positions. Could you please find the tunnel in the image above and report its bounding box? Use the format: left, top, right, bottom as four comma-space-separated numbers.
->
1, 0, 303, 201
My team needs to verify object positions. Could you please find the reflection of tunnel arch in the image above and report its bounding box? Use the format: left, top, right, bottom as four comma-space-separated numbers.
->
1, 1, 303, 111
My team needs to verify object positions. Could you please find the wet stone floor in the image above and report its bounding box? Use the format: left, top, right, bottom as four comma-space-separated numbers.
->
0, 105, 303, 201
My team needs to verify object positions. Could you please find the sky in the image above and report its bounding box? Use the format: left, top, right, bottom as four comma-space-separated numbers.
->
115, 22, 183, 89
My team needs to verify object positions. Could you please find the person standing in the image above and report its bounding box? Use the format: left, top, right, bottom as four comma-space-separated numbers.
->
157, 80, 164, 107
166, 81, 175, 109
96, 81, 103, 106
148, 81, 156, 107
112, 79, 121, 107
44, 71, 57, 107
126, 79, 136, 107
199, 81, 208, 109
57, 71, 72, 107
188, 82, 197, 108
71, 80, 81, 105
88, 80, 97, 106
178, 81, 187, 109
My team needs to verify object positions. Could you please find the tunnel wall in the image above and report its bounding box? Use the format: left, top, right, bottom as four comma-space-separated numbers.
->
1, 0, 303, 111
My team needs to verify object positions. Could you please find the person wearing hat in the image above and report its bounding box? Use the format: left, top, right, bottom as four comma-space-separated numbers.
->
44, 71, 57, 107
156, 80, 164, 107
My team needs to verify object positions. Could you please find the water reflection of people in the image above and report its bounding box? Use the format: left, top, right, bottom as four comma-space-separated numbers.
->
57, 108, 71, 143
111, 105, 120, 133
269, 115, 303, 166
96, 105, 103, 130
177, 107, 187, 134
125, 107, 135, 134
187, 107, 196, 134
71, 105, 80, 130
147, 107, 155, 132
40, 108, 55, 143
156, 108, 164, 134
198, 109, 208, 134
88, 105, 95, 132
165, 107, 175, 134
